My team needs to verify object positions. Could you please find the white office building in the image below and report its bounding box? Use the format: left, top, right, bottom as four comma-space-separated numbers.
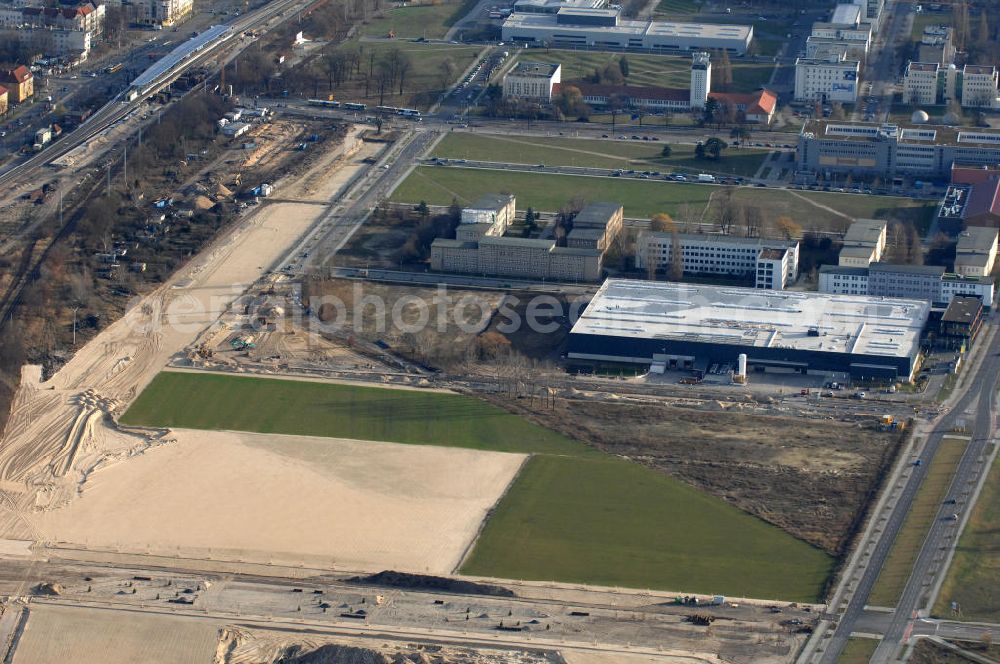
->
903, 61, 940, 105
689, 51, 711, 108
961, 65, 1000, 109
635, 232, 800, 290
502, 61, 561, 101
794, 49, 860, 103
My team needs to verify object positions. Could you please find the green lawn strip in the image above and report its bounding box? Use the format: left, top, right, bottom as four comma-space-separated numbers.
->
837, 637, 880, 664
461, 455, 833, 602
121, 372, 589, 456
391, 166, 938, 225
869, 436, 968, 607
392, 166, 713, 217
431, 132, 768, 175
933, 448, 1000, 622
357, 0, 478, 39
654, 0, 698, 15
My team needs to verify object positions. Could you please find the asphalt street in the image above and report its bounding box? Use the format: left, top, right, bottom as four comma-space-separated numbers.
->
818, 313, 1000, 663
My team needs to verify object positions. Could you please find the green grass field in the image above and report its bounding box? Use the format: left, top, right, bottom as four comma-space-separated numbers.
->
121, 372, 588, 456
654, 0, 698, 15
837, 638, 880, 664
391, 166, 940, 229
460, 455, 833, 601
544, 50, 775, 93
431, 133, 769, 175
933, 449, 1000, 622
392, 166, 714, 218
356, 0, 476, 39
869, 436, 968, 607
123, 371, 833, 601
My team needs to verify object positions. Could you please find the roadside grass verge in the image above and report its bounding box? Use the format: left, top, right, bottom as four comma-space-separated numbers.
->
868, 436, 968, 607
431, 132, 769, 175
933, 448, 1000, 622
390, 166, 940, 229
123, 371, 834, 601
837, 637, 879, 664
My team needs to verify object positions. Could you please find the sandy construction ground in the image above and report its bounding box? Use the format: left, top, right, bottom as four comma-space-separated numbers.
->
32, 429, 524, 572
0, 128, 522, 575
11, 603, 222, 664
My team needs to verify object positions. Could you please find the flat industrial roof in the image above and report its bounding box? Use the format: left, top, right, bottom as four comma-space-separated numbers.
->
801, 120, 1000, 147
574, 202, 622, 227
130, 24, 232, 90
570, 279, 929, 360
466, 193, 514, 211
502, 12, 752, 39
508, 61, 560, 77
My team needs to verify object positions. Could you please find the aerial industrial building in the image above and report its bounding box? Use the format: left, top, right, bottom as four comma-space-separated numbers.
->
501, 7, 753, 54
796, 120, 1000, 178
567, 280, 930, 381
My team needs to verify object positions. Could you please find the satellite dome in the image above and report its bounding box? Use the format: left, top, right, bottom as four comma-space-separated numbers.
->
942, 111, 961, 125
911, 109, 930, 124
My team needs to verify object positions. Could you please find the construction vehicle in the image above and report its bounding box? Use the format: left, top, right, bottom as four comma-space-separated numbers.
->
877, 414, 905, 432
230, 335, 256, 351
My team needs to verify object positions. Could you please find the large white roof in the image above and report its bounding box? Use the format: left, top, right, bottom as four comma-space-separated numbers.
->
571, 279, 929, 360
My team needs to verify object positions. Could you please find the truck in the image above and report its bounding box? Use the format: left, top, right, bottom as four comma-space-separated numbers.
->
697, 173, 715, 183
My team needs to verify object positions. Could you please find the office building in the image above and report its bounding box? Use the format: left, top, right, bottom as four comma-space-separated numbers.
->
501, 8, 754, 54
431, 199, 621, 282
796, 120, 1000, 178
903, 61, 940, 106
819, 262, 995, 305
794, 49, 860, 103
838, 219, 887, 266
502, 61, 561, 101
567, 279, 930, 381
960, 65, 1000, 109
938, 296, 984, 349
953, 226, 998, 277
0, 65, 33, 103
635, 232, 799, 289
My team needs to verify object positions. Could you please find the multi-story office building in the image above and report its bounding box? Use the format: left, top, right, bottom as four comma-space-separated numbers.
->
961, 65, 1000, 109
431, 199, 621, 282
635, 232, 800, 290
794, 49, 860, 103
501, 7, 753, 54
502, 62, 561, 101
953, 226, 999, 277
796, 120, 1000, 178
903, 61, 940, 105
838, 219, 887, 266
819, 263, 995, 305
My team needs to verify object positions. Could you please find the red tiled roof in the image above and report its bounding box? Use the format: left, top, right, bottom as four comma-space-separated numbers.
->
964, 180, 1000, 219
2, 66, 32, 84
709, 89, 777, 116
952, 163, 1000, 185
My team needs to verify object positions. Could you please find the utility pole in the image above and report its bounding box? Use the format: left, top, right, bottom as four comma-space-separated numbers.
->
72, 306, 79, 346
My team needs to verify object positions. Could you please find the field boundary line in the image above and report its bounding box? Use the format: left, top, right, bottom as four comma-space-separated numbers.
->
452, 453, 532, 575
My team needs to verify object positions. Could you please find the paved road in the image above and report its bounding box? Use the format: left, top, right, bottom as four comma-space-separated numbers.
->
816, 312, 1000, 663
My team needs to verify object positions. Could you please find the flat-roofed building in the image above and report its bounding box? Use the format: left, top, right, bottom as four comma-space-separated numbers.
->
903, 61, 940, 105
513, 0, 605, 13
794, 49, 860, 103
839, 219, 887, 266
501, 8, 753, 53
819, 263, 995, 306
954, 226, 998, 277
796, 120, 1000, 178
635, 232, 799, 289
939, 295, 984, 349
502, 61, 561, 101
456, 193, 516, 242
961, 65, 999, 109
567, 279, 930, 381
431, 200, 620, 282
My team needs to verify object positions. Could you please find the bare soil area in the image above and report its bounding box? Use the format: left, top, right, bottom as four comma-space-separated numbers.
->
491, 396, 902, 556
30, 429, 524, 572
